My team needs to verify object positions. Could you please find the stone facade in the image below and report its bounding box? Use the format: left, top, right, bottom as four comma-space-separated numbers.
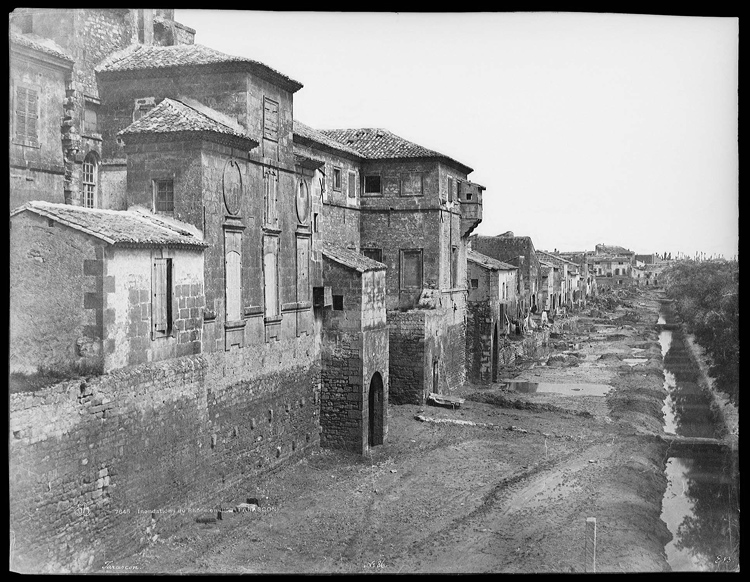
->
470, 233, 541, 315
8, 8, 491, 572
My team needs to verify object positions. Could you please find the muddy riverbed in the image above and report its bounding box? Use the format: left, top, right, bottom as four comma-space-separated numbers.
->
108, 289, 735, 573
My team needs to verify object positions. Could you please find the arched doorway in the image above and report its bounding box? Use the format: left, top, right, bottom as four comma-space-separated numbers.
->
368, 372, 384, 447
491, 323, 499, 382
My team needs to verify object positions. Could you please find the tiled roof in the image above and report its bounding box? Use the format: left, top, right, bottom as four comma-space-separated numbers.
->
293, 121, 362, 159
118, 98, 257, 146
11, 201, 208, 248
322, 242, 385, 273
10, 31, 73, 64
536, 249, 579, 267
467, 250, 517, 271
95, 43, 303, 92
320, 128, 473, 173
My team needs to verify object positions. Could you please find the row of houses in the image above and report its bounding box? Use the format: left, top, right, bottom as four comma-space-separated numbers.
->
7, 9, 658, 571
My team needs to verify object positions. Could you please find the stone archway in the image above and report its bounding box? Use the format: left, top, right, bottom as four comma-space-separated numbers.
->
368, 372, 384, 447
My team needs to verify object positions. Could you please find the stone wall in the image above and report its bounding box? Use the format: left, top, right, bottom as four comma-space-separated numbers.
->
10, 212, 102, 375
388, 310, 426, 404
103, 247, 205, 371
320, 329, 364, 452
466, 300, 494, 384
9, 339, 320, 574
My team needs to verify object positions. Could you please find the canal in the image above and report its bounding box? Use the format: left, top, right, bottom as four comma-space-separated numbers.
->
658, 308, 740, 572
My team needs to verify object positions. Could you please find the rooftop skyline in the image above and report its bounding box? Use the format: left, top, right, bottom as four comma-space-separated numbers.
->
176, 10, 739, 259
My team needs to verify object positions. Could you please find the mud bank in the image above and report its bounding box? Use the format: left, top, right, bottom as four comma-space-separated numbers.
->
682, 334, 739, 446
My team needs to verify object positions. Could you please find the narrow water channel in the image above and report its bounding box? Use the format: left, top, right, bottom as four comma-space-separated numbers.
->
658, 309, 740, 571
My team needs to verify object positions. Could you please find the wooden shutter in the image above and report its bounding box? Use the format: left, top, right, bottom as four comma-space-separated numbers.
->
448, 177, 454, 202
263, 98, 279, 140
15, 87, 38, 142
152, 259, 167, 333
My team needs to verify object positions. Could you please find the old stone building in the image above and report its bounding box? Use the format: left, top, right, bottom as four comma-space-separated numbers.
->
10, 201, 207, 375
8, 8, 487, 573
465, 249, 518, 384
536, 249, 584, 310
470, 232, 541, 317
538, 260, 558, 312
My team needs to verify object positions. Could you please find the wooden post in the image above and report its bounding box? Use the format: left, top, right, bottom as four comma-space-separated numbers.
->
584, 517, 597, 572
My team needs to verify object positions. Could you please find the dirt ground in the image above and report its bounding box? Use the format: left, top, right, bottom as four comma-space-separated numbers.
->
112, 289, 676, 574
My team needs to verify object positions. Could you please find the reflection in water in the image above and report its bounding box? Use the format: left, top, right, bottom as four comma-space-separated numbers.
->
659, 312, 740, 571
503, 381, 612, 396
662, 455, 740, 571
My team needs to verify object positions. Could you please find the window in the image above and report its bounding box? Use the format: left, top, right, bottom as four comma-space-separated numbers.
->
333, 167, 342, 191
470, 279, 479, 289
154, 179, 174, 213
466, 190, 473, 201
83, 101, 99, 135
364, 175, 382, 195
263, 97, 279, 141
225, 231, 242, 323
152, 258, 173, 339
347, 171, 357, 198
333, 295, 344, 311
14, 85, 38, 145
402, 173, 423, 196
401, 249, 423, 289
362, 248, 383, 263
82, 154, 98, 208
447, 177, 454, 202
502, 282, 507, 299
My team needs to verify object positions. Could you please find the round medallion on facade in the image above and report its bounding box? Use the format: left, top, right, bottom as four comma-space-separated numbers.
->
223, 160, 242, 215
296, 179, 310, 224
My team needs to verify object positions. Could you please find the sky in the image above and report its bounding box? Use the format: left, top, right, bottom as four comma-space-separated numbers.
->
176, 10, 739, 259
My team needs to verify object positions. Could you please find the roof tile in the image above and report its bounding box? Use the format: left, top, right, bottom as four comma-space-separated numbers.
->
11, 201, 208, 248
96, 43, 302, 91
322, 242, 385, 273
320, 128, 472, 173
119, 98, 256, 145
10, 31, 73, 63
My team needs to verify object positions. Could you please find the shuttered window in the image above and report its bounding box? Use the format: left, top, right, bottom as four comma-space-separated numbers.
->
447, 177, 454, 203
14, 86, 39, 145
263, 97, 279, 141
152, 258, 173, 338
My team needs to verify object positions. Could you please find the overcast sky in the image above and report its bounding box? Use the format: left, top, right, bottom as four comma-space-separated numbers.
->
176, 10, 739, 259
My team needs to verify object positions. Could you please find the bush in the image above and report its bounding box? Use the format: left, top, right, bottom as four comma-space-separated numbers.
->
662, 259, 739, 406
